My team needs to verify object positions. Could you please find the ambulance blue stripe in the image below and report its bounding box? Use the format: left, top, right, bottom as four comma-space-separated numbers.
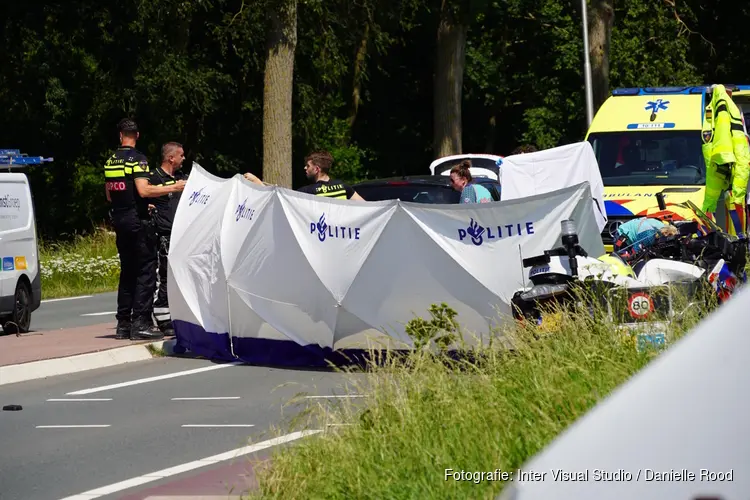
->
604, 201, 635, 217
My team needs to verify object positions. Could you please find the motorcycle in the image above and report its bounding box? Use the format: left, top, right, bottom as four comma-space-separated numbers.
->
510, 215, 747, 331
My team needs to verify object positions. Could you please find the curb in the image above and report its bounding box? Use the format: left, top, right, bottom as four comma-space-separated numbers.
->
0, 339, 177, 387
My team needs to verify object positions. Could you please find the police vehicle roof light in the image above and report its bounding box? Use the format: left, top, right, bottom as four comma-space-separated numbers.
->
0, 149, 54, 169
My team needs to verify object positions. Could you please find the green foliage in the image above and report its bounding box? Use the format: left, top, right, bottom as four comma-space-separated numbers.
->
609, 0, 702, 87
404, 302, 461, 351
70, 160, 110, 228
322, 137, 373, 184
39, 227, 120, 299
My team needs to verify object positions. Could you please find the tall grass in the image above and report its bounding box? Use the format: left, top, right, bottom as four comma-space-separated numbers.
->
39, 227, 120, 299
247, 286, 711, 500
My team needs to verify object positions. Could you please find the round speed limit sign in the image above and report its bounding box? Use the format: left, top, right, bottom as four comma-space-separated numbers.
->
628, 292, 653, 319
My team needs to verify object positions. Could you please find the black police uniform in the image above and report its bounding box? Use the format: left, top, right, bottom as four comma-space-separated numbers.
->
147, 165, 187, 334
104, 146, 160, 339
297, 179, 356, 199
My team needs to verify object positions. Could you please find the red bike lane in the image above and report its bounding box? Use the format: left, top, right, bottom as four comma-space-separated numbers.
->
116, 451, 268, 499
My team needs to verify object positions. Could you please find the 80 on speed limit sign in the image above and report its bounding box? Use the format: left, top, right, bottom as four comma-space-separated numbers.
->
628, 292, 654, 319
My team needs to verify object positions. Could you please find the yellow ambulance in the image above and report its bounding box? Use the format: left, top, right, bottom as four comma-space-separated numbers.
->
585, 85, 750, 251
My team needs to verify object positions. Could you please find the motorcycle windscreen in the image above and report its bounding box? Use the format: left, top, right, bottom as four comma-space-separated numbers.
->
683, 199, 723, 233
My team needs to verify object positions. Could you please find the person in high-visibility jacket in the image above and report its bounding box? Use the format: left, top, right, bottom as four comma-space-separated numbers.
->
701, 84, 750, 234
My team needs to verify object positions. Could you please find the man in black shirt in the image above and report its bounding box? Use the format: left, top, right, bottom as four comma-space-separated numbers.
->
297, 150, 365, 200
146, 142, 188, 335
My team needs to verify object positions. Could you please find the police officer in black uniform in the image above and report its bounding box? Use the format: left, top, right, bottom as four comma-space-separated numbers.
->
243, 150, 366, 202
104, 119, 150, 339
105, 118, 185, 340
297, 150, 365, 200
147, 142, 188, 335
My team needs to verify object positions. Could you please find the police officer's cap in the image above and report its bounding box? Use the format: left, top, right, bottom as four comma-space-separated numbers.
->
118, 118, 139, 133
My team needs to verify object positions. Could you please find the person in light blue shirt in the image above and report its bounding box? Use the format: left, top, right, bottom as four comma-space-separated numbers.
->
449, 160, 493, 203
613, 217, 677, 259
617, 217, 666, 246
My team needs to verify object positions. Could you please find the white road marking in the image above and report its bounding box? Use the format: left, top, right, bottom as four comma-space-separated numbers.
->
171, 397, 241, 401
181, 424, 255, 428
80, 311, 116, 317
305, 394, 367, 399
41, 295, 93, 303
36, 425, 111, 428
46, 398, 113, 402
66, 362, 242, 396
58, 429, 322, 500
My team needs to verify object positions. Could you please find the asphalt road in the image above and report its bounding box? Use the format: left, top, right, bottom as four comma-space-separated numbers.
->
33, 292, 119, 331
0, 356, 365, 500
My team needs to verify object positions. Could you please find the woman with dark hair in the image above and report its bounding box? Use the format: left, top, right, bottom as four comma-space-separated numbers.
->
449, 160, 493, 204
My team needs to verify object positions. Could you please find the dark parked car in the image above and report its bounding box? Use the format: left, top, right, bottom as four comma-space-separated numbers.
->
353, 175, 501, 204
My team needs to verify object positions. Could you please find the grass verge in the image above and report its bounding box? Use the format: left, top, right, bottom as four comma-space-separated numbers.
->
247, 286, 712, 500
39, 227, 119, 299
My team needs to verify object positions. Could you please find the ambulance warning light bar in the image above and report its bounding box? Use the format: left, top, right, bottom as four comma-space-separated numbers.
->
612, 84, 750, 96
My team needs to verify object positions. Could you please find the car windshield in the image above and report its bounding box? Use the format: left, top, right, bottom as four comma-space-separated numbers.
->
355, 183, 460, 203
587, 131, 706, 186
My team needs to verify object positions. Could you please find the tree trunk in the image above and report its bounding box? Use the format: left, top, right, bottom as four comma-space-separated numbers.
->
433, 0, 467, 159
347, 20, 370, 139
485, 114, 496, 153
262, 0, 297, 188
588, 0, 614, 113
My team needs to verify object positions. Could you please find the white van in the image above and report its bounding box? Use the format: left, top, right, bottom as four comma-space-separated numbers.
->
0, 150, 47, 333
